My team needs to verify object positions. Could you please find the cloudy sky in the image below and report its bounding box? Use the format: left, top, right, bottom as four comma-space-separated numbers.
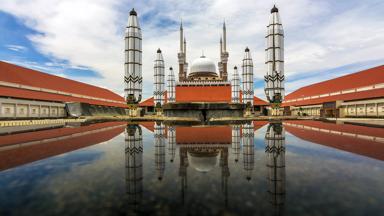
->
0, 0, 383, 100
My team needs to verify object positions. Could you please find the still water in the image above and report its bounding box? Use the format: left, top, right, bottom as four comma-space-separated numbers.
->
0, 120, 383, 216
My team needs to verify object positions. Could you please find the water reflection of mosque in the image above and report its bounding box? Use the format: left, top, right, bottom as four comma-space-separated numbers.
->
124, 121, 286, 213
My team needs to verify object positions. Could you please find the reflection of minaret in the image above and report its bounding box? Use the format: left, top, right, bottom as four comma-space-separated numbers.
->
179, 147, 188, 204
125, 9, 142, 104
220, 148, 230, 206
242, 122, 255, 180
231, 125, 241, 162
154, 122, 166, 180
125, 124, 143, 211
265, 122, 286, 214
167, 126, 176, 162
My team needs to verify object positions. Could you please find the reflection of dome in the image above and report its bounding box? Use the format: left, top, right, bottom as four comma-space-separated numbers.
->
188, 56, 218, 80
188, 151, 218, 173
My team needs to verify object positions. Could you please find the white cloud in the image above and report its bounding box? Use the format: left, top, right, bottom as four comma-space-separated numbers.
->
5, 44, 27, 52
0, 0, 383, 100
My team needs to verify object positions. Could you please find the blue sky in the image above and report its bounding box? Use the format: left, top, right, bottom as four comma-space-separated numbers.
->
0, 0, 383, 99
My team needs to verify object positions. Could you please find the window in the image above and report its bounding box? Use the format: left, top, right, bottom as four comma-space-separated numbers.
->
5, 108, 11, 114
19, 108, 24, 114
32, 109, 36, 114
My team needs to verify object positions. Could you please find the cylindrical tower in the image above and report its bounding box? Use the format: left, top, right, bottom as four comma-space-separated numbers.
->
154, 49, 165, 107
125, 124, 143, 211
154, 122, 166, 180
167, 67, 176, 103
265, 5, 285, 105
242, 47, 254, 106
231, 66, 240, 103
242, 122, 254, 180
265, 122, 286, 212
125, 8, 142, 104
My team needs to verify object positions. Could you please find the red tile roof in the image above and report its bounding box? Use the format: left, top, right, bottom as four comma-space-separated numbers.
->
0, 61, 127, 108
284, 120, 384, 161
139, 87, 268, 106
176, 126, 232, 144
283, 65, 384, 106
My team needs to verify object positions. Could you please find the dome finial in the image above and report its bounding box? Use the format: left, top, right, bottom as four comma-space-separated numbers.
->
157, 48, 161, 53
245, 47, 250, 52
271, 4, 278, 13
130, 8, 137, 16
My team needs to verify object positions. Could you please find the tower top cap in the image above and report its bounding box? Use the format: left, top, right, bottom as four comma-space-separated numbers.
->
130, 8, 137, 16
234, 66, 237, 69
271, 5, 278, 13
169, 67, 173, 70
245, 47, 250, 52
157, 48, 161, 53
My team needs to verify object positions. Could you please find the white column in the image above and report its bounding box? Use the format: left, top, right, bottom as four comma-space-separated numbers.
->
154, 49, 165, 107
231, 66, 240, 103
167, 67, 176, 103
242, 47, 254, 106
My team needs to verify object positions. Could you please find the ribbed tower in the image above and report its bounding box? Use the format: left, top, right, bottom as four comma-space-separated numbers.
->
178, 22, 187, 81
154, 49, 165, 107
231, 125, 241, 162
167, 67, 176, 103
231, 66, 240, 103
265, 5, 285, 105
167, 126, 176, 162
220, 22, 229, 81
154, 122, 166, 181
242, 122, 254, 180
242, 47, 254, 106
125, 125, 143, 211
125, 8, 142, 104
265, 122, 286, 213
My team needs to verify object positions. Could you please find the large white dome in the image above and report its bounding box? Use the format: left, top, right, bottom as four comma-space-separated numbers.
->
190, 56, 216, 73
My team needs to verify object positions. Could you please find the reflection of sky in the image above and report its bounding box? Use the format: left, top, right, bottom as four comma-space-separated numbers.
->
0, 123, 383, 216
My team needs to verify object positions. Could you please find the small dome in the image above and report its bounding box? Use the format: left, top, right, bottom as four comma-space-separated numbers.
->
188, 151, 218, 173
190, 56, 216, 74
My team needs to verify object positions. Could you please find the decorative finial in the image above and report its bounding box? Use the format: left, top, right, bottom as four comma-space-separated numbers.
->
271, 4, 278, 13
130, 8, 137, 16
169, 67, 173, 70
157, 48, 161, 53
245, 47, 250, 52
234, 66, 237, 69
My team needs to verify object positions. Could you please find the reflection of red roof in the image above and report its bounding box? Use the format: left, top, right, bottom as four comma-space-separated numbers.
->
176, 126, 232, 144
283, 65, 384, 106
253, 121, 269, 130
0, 61, 127, 108
0, 122, 126, 171
284, 120, 384, 161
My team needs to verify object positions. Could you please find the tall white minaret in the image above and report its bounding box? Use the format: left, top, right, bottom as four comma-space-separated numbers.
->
154, 48, 165, 107
154, 122, 166, 181
231, 66, 240, 103
265, 122, 286, 212
178, 22, 186, 81
265, 5, 285, 105
231, 125, 241, 163
242, 47, 254, 106
125, 125, 143, 211
242, 122, 254, 181
221, 22, 229, 81
183, 37, 188, 79
167, 67, 176, 103
125, 8, 142, 104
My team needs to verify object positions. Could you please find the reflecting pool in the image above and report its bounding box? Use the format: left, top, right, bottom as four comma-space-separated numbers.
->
0, 120, 383, 215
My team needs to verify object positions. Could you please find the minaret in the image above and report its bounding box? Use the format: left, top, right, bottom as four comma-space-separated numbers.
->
265, 5, 285, 107
231, 125, 241, 162
242, 47, 254, 107
167, 126, 176, 162
220, 22, 229, 81
178, 22, 186, 82
242, 122, 255, 181
154, 48, 165, 107
231, 66, 240, 103
183, 37, 188, 79
218, 37, 223, 79
167, 67, 176, 103
265, 122, 286, 213
154, 122, 166, 181
125, 124, 143, 211
125, 8, 142, 104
